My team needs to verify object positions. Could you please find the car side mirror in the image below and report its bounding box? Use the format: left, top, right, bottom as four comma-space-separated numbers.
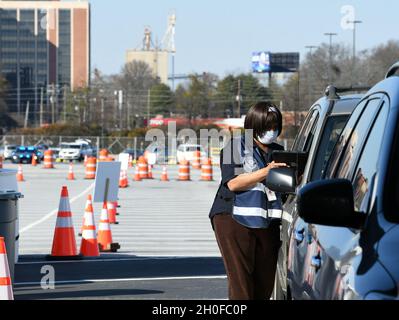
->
266, 167, 296, 194
297, 179, 366, 230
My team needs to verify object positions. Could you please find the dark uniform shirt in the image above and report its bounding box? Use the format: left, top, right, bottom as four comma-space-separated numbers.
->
209, 138, 284, 222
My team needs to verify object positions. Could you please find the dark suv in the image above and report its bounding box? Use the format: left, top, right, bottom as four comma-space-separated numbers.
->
270, 87, 365, 300
270, 62, 399, 300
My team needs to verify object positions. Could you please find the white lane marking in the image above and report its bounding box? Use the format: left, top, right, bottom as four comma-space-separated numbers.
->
17, 255, 223, 265
20, 183, 95, 234
14, 275, 228, 286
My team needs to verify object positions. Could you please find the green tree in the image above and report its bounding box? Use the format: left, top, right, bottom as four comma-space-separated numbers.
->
215, 73, 272, 117
175, 73, 216, 123
149, 83, 174, 116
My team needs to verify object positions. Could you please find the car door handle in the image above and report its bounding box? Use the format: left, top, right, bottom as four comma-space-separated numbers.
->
294, 228, 305, 244
311, 256, 322, 270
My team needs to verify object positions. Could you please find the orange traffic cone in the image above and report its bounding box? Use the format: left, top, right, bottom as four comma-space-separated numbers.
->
79, 195, 93, 237
67, 163, 76, 181
133, 165, 142, 182
48, 186, 81, 260
17, 164, 24, 182
178, 160, 191, 181
32, 154, 38, 166
0, 237, 13, 300
80, 199, 100, 257
119, 170, 128, 188
148, 165, 154, 179
161, 166, 169, 182
97, 203, 120, 252
107, 201, 119, 225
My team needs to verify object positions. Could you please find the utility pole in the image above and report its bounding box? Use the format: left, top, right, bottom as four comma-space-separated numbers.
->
101, 96, 105, 137
347, 20, 362, 87
24, 101, 30, 129
236, 80, 242, 118
49, 85, 55, 124
324, 33, 338, 84
114, 90, 118, 129
118, 90, 123, 130
305, 45, 318, 105
147, 89, 151, 128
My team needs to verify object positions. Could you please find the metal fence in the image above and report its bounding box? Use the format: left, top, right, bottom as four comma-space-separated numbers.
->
0, 135, 295, 163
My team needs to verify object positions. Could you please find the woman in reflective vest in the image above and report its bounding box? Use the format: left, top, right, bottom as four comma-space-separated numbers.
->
209, 102, 287, 300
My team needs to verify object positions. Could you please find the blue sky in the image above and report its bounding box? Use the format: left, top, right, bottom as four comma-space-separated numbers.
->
90, 0, 399, 78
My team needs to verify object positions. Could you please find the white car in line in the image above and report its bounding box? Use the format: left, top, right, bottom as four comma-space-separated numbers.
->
58, 140, 95, 162
3, 145, 18, 160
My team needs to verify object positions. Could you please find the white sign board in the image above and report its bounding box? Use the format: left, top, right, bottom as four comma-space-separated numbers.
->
118, 153, 130, 171
93, 162, 121, 203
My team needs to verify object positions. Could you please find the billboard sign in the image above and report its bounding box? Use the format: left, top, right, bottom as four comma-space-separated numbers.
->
252, 52, 300, 73
252, 52, 271, 73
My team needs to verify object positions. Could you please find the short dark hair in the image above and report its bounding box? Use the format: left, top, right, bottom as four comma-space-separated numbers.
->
244, 102, 283, 138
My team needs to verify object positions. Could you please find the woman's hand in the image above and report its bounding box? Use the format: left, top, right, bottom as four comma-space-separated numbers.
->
261, 161, 288, 179
227, 161, 288, 192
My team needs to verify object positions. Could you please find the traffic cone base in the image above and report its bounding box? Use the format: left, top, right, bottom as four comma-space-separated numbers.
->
98, 242, 120, 253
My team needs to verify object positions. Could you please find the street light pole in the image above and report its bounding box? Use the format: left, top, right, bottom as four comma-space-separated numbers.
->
347, 20, 362, 86
305, 45, 318, 105
324, 33, 338, 84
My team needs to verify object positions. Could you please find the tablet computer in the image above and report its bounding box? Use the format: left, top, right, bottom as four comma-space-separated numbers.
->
272, 151, 308, 176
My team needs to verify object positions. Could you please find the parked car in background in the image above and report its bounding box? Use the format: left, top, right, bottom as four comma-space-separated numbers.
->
11, 146, 41, 164
58, 140, 95, 162
3, 144, 18, 160
268, 85, 366, 300
176, 144, 206, 163
269, 62, 399, 300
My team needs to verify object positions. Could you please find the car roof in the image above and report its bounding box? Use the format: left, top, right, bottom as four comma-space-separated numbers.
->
313, 94, 363, 116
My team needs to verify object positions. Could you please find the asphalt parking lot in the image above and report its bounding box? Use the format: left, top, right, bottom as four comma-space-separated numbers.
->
4, 162, 227, 300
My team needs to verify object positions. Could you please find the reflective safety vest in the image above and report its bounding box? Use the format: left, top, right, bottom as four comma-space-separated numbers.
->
232, 137, 283, 229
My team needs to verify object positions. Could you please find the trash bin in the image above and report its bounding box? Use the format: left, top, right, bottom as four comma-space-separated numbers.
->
0, 169, 22, 283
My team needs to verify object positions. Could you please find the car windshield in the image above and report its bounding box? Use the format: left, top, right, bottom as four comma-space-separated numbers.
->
61, 144, 81, 149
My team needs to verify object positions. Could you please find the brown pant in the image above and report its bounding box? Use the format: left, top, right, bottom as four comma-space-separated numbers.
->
213, 213, 281, 300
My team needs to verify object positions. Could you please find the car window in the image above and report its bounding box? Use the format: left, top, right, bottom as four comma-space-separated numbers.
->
324, 100, 369, 178
335, 98, 383, 179
352, 100, 388, 212
293, 109, 319, 152
310, 115, 349, 181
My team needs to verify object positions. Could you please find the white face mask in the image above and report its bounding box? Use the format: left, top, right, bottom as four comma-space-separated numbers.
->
257, 130, 279, 145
